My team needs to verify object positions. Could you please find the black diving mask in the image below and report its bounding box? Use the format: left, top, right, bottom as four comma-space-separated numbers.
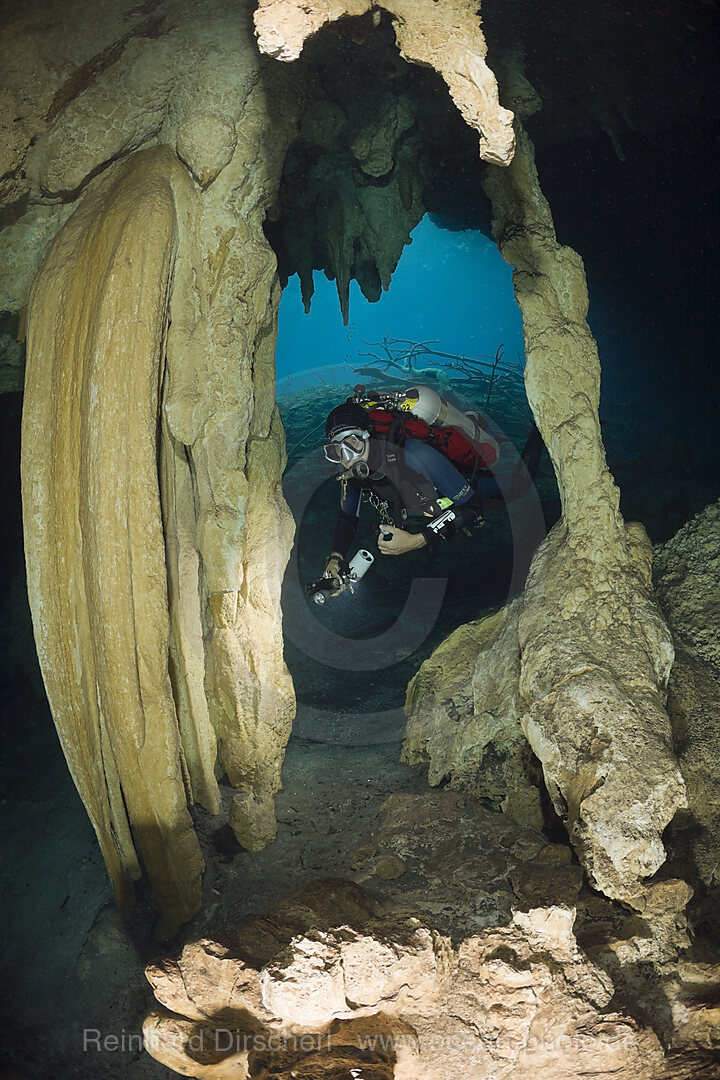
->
323, 430, 369, 468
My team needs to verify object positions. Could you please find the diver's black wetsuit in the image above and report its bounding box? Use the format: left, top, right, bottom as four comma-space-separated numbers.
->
332, 423, 544, 558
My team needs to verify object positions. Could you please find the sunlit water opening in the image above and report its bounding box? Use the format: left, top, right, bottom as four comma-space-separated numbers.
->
276, 215, 556, 745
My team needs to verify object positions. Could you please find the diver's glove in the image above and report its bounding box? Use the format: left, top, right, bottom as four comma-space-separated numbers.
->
421, 496, 484, 545
323, 552, 347, 596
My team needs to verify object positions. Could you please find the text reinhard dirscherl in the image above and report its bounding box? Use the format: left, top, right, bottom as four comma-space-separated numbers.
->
83, 1026, 640, 1056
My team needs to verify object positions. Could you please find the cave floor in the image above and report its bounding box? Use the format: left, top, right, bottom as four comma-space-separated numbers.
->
1, 701, 428, 1080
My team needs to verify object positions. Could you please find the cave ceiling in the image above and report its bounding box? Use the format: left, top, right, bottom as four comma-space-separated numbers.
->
1, 0, 715, 318
263, 15, 494, 321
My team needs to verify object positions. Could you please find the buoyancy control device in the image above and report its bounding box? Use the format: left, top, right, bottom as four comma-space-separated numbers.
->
352, 384, 500, 472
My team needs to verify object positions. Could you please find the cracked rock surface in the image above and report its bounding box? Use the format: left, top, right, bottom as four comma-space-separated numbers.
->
144, 879, 664, 1080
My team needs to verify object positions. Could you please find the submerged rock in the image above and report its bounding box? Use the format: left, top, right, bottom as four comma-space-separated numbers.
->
403, 600, 545, 830
144, 877, 664, 1079
654, 498, 720, 680
349, 789, 583, 937
654, 500, 720, 933
518, 520, 687, 908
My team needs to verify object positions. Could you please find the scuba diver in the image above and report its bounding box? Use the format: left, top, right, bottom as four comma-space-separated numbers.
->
312, 385, 544, 599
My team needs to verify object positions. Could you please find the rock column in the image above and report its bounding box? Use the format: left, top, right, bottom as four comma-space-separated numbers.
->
481, 114, 687, 904
22, 148, 205, 931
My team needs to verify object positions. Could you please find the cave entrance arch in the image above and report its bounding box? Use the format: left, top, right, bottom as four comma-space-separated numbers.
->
275, 229, 551, 747
260, 17, 554, 746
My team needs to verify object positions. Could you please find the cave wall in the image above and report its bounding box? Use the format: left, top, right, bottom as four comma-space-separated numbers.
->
3, 0, 522, 925
7, 0, 303, 928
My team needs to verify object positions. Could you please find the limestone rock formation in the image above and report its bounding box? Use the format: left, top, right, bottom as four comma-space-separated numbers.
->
22, 148, 204, 930
254, 0, 515, 165
654, 499, 720, 679
262, 10, 502, 324
403, 601, 545, 830
517, 520, 686, 907
5, 0, 526, 927
664, 647, 720, 892
654, 502, 720, 916
14, 1, 300, 927
143, 878, 664, 1079
2, 0, 699, 951
403, 80, 687, 908
268, 65, 426, 323
480, 99, 686, 906
348, 789, 583, 937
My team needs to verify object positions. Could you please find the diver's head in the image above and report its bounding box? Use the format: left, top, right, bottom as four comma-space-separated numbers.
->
324, 401, 372, 475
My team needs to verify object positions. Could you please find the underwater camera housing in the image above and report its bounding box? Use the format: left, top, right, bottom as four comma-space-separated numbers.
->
306, 549, 374, 605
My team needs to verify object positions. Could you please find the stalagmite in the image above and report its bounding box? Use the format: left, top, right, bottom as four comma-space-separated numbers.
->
21, 148, 204, 930
394, 55, 687, 904
159, 74, 299, 852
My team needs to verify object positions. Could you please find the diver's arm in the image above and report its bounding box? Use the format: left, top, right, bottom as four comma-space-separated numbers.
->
378, 526, 426, 555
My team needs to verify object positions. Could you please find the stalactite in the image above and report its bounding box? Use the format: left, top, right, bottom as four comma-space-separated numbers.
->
21, 147, 205, 931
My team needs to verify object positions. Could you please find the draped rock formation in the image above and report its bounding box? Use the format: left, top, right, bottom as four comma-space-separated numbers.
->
22, 148, 204, 929
15, 0, 300, 927
6, 0, 523, 933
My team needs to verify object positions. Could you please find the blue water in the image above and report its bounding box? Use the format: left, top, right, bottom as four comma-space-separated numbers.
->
275, 215, 525, 387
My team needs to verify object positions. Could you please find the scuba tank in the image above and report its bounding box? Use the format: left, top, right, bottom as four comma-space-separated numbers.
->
400, 385, 500, 460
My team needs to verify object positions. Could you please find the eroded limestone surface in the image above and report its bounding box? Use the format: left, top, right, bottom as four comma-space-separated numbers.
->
403, 601, 545, 830
143, 878, 664, 1080
653, 502, 720, 914
484, 114, 687, 905
655, 499, 720, 679
404, 98, 687, 907
348, 789, 583, 936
